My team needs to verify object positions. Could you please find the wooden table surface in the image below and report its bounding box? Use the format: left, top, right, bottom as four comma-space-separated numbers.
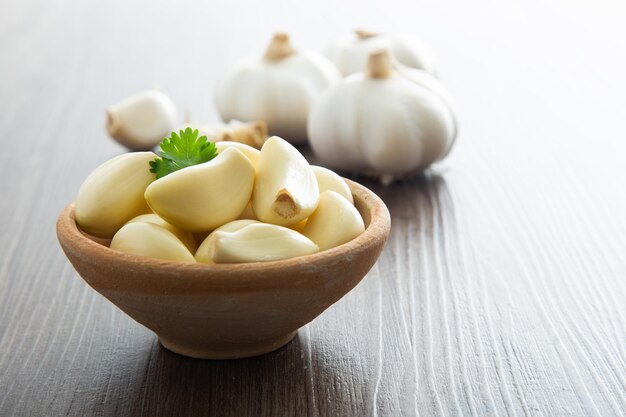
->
1, 0, 625, 415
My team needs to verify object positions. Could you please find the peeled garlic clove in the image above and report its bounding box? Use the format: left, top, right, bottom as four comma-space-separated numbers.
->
311, 165, 353, 204
214, 141, 260, 168
75, 152, 156, 238
195, 219, 260, 263
302, 191, 365, 251
193, 218, 259, 251
106, 90, 177, 151
198, 223, 319, 264
213, 219, 261, 233
111, 222, 196, 263
252, 136, 319, 226
224, 120, 268, 148
126, 213, 197, 253
184, 120, 268, 149
145, 147, 255, 232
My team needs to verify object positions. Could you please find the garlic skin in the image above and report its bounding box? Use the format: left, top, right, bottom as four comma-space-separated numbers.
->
187, 120, 268, 149
394, 66, 459, 143
252, 136, 319, 226
215, 33, 340, 144
308, 50, 457, 182
126, 213, 197, 253
106, 90, 177, 150
111, 222, 196, 263
75, 152, 156, 238
302, 191, 365, 251
311, 165, 353, 204
214, 141, 260, 168
325, 30, 437, 76
198, 223, 319, 264
195, 219, 259, 263
144, 147, 255, 232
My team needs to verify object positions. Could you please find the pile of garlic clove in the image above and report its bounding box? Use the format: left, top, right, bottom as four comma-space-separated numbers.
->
75, 136, 365, 264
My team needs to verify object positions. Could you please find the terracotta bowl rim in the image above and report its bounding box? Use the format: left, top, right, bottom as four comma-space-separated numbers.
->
57, 178, 390, 287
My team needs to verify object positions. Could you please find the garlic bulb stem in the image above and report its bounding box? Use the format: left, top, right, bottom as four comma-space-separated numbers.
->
367, 49, 393, 79
264, 33, 296, 61
355, 29, 379, 40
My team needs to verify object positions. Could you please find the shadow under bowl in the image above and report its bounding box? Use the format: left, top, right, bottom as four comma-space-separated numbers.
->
56, 179, 390, 359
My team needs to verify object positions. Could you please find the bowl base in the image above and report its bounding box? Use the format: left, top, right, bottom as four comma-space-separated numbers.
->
158, 330, 298, 360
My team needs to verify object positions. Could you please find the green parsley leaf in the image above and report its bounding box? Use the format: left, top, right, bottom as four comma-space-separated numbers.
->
149, 128, 218, 179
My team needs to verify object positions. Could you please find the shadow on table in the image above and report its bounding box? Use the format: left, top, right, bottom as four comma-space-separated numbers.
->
117, 332, 342, 417
355, 172, 451, 221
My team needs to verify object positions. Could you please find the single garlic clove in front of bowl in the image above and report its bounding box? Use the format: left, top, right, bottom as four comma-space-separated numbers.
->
311, 165, 353, 204
125, 213, 197, 253
252, 136, 319, 226
110, 222, 196, 263
197, 222, 319, 264
195, 219, 260, 263
106, 90, 177, 151
302, 191, 365, 251
145, 147, 255, 232
75, 152, 156, 238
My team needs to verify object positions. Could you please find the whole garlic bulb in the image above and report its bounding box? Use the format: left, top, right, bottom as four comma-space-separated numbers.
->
106, 90, 177, 151
215, 33, 340, 144
308, 50, 458, 183
325, 29, 437, 76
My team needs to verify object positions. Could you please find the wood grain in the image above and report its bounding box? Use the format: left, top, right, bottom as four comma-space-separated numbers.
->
1, 0, 625, 415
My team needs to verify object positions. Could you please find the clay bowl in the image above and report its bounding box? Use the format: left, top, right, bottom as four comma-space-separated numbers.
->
56, 179, 390, 360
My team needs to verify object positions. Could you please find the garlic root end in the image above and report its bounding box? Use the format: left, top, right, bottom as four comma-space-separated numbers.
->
273, 189, 299, 219
105, 109, 120, 137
